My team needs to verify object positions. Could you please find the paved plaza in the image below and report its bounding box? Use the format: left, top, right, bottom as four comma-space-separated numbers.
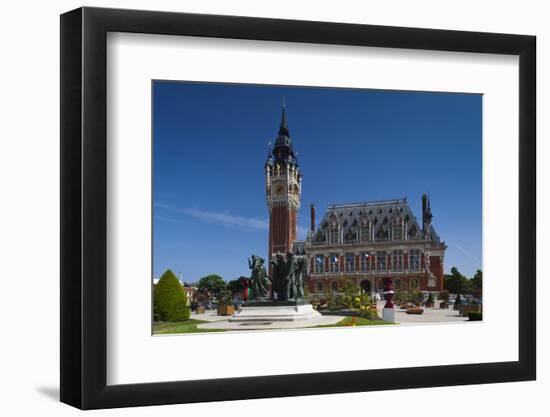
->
192, 302, 469, 331
382, 302, 469, 325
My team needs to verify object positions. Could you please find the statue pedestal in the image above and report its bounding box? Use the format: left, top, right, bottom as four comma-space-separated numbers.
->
382, 308, 395, 323
230, 303, 321, 322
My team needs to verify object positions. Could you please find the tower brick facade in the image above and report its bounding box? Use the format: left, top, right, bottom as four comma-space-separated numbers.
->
265, 106, 302, 266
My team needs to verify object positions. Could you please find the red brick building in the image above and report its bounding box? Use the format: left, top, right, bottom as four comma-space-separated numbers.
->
265, 107, 446, 294
300, 197, 446, 295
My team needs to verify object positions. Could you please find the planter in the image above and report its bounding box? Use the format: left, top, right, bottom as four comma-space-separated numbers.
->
217, 304, 235, 316
196, 306, 205, 314
406, 307, 424, 315
458, 304, 482, 317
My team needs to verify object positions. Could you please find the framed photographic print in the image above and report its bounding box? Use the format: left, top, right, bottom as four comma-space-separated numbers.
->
60, 6, 536, 410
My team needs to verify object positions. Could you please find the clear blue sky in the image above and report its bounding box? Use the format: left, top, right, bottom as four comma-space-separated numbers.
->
153, 81, 482, 282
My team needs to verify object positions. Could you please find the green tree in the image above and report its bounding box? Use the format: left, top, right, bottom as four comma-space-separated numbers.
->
445, 267, 466, 294
472, 269, 482, 290
197, 274, 226, 300
227, 277, 246, 296
154, 269, 190, 322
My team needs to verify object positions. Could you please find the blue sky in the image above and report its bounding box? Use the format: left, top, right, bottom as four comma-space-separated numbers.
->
153, 81, 482, 282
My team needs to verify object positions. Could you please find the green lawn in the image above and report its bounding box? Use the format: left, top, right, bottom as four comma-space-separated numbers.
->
153, 319, 226, 334
153, 316, 394, 335
312, 316, 395, 328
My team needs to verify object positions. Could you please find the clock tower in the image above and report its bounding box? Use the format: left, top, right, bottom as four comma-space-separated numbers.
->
265, 105, 302, 263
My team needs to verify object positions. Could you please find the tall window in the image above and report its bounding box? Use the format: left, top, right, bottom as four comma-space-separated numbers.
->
410, 279, 419, 290
392, 250, 403, 271
330, 254, 339, 273
331, 281, 338, 292
393, 220, 403, 240
376, 251, 386, 271
315, 255, 325, 274
394, 278, 402, 290
330, 226, 339, 244
360, 224, 370, 242
345, 253, 355, 272
360, 252, 371, 272
316, 281, 324, 293
344, 229, 355, 243
409, 249, 420, 270
376, 227, 388, 241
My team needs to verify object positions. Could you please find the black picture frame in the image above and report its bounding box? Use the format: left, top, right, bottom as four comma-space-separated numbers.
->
60, 6, 536, 410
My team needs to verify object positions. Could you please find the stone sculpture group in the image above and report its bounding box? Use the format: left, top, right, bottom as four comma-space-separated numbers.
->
247, 252, 307, 301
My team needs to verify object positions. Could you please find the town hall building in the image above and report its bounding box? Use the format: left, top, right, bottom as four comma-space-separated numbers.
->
264, 106, 446, 295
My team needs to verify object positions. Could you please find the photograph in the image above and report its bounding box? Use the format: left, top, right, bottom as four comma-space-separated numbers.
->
152, 81, 483, 334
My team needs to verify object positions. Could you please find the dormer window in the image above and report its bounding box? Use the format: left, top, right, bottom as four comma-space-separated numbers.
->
376, 226, 388, 241
360, 224, 370, 242
393, 219, 403, 240
344, 228, 355, 243
330, 225, 339, 244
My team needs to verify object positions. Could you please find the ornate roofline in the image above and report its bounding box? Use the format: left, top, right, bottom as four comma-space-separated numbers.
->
327, 198, 408, 209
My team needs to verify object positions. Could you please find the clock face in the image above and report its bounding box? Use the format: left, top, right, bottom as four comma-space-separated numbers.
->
274, 184, 285, 195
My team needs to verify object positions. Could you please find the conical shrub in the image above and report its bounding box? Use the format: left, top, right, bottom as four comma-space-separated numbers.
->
154, 269, 190, 321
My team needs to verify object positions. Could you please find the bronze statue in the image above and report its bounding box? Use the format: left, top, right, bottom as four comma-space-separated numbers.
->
270, 253, 286, 300
286, 252, 296, 301
248, 255, 270, 299
294, 255, 307, 299
264, 252, 306, 302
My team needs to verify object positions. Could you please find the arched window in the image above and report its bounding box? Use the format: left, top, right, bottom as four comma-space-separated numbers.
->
394, 278, 402, 290
410, 279, 419, 290
360, 280, 371, 294
316, 281, 324, 293
376, 279, 384, 290
331, 281, 338, 292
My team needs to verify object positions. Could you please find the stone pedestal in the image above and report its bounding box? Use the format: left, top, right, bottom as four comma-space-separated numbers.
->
382, 307, 395, 323
230, 302, 321, 322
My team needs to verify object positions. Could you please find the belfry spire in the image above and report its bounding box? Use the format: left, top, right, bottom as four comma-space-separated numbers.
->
272, 100, 296, 162
279, 100, 289, 137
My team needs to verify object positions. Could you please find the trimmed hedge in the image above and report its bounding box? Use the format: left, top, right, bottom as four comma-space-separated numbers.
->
468, 311, 482, 321
154, 269, 190, 322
